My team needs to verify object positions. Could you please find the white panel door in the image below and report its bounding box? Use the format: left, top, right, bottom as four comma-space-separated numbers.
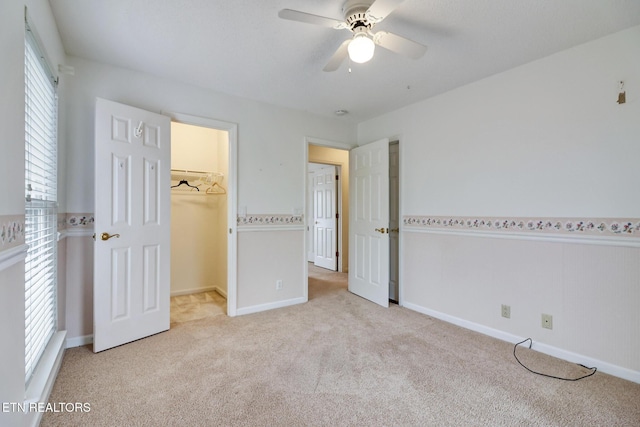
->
313, 165, 337, 270
349, 139, 389, 307
94, 98, 171, 352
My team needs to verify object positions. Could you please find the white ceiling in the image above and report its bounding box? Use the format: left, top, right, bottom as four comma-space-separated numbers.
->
50, 0, 640, 123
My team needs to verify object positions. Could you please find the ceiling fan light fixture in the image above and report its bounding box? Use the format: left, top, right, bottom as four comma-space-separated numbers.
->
348, 33, 375, 63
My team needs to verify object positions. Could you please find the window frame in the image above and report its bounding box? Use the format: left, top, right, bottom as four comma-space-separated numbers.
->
24, 18, 59, 386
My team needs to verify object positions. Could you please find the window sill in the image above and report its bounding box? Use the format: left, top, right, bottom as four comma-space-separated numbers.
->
24, 330, 66, 427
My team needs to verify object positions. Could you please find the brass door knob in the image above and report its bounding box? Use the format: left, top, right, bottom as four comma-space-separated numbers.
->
101, 232, 121, 241
374, 228, 387, 234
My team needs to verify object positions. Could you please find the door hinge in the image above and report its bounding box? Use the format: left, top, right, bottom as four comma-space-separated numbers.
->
336, 175, 339, 180
336, 251, 339, 257
336, 213, 339, 219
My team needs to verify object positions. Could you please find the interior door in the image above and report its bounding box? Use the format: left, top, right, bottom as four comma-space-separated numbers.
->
348, 138, 390, 307
313, 165, 338, 270
94, 98, 171, 352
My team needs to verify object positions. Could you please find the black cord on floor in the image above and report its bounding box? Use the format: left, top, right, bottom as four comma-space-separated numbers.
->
513, 338, 597, 381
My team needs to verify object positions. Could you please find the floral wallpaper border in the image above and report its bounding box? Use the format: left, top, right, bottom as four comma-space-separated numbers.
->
237, 214, 304, 226
0, 215, 26, 247
65, 213, 95, 229
403, 215, 640, 238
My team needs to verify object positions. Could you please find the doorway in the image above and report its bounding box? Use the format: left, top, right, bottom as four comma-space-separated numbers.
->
170, 122, 229, 322
306, 139, 400, 305
308, 144, 349, 273
168, 112, 238, 317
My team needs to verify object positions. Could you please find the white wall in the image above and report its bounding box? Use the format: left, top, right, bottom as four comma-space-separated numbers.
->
64, 237, 93, 340
0, 5, 29, 415
358, 26, 640, 381
64, 57, 356, 214
0, 0, 68, 424
0, 263, 25, 426
359, 26, 640, 218
237, 230, 305, 312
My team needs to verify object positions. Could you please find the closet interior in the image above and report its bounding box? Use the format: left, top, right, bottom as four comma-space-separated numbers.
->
170, 122, 229, 308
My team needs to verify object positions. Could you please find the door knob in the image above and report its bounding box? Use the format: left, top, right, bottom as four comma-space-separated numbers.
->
101, 232, 121, 241
375, 228, 387, 234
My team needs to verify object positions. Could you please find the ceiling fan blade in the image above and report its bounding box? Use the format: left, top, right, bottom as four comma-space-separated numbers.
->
373, 31, 427, 59
323, 39, 350, 72
366, 0, 405, 23
278, 9, 347, 29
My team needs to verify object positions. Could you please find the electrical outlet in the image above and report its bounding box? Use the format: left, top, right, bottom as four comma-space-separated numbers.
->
501, 304, 511, 319
541, 313, 553, 329
276, 280, 283, 290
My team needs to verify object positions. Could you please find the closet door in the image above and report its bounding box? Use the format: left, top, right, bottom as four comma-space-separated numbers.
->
93, 98, 171, 352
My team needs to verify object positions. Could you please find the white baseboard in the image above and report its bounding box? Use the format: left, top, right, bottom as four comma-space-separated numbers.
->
171, 286, 228, 299
213, 286, 227, 299
403, 302, 640, 384
170, 286, 217, 297
236, 296, 306, 316
66, 334, 93, 348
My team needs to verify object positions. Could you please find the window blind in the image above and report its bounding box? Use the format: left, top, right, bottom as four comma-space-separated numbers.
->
25, 21, 58, 385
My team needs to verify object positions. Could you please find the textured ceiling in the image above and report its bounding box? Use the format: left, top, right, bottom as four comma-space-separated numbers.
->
50, 0, 640, 122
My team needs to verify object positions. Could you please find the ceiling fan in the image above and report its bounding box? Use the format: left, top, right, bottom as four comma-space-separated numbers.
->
278, 0, 427, 72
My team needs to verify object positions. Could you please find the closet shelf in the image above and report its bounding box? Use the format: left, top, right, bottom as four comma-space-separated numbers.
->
171, 169, 226, 195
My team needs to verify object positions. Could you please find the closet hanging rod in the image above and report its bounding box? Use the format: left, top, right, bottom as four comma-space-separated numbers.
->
170, 168, 215, 174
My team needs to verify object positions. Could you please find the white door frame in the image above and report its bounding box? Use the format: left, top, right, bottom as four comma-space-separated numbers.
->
166, 112, 238, 316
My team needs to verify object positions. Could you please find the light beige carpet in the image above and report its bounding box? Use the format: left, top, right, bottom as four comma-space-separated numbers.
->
42, 265, 640, 426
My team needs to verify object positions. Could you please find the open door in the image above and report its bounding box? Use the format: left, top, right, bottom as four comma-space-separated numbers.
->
313, 165, 338, 270
348, 138, 390, 307
93, 98, 171, 352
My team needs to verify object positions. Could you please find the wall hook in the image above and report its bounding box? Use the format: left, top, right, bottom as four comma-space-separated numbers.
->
617, 81, 626, 104
134, 121, 144, 138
